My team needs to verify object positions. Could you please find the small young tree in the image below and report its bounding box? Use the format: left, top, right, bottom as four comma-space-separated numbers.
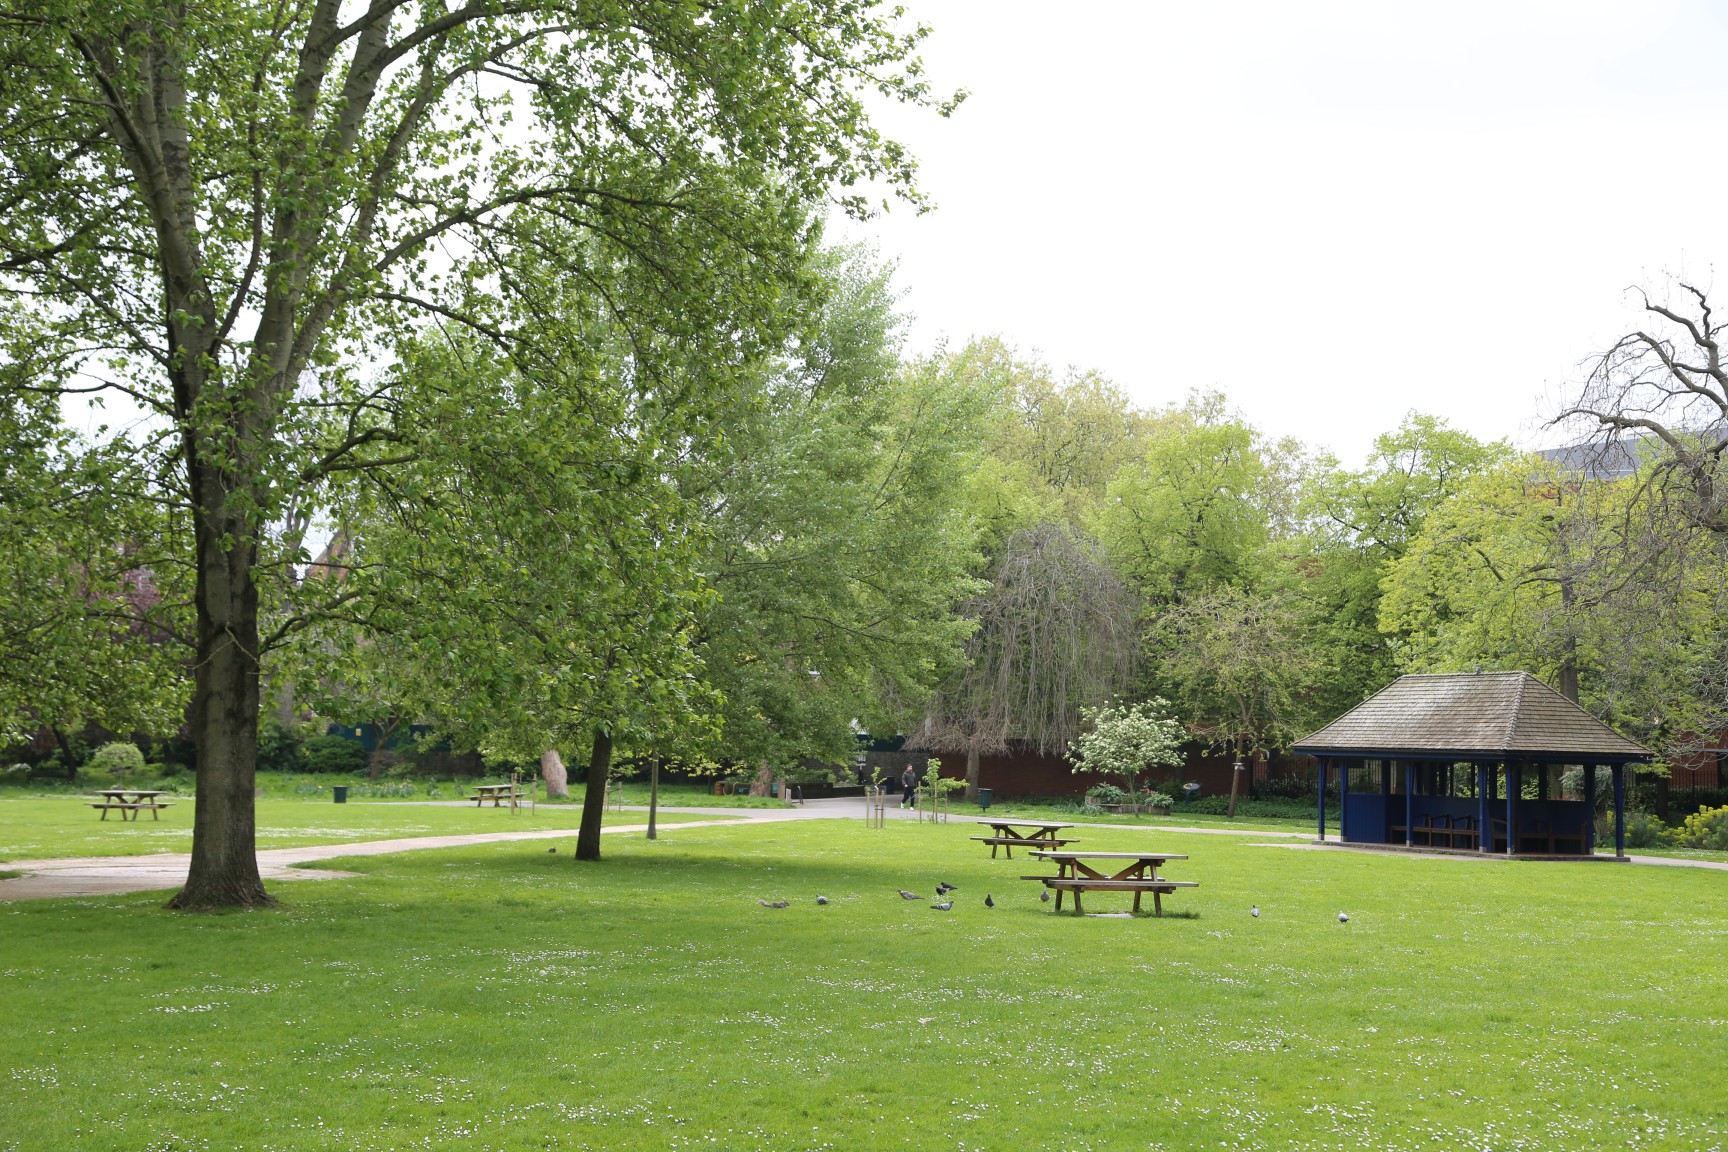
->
88, 742, 146, 783
1065, 700, 1185, 803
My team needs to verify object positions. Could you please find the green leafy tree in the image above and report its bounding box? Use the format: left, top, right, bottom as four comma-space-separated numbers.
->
88, 741, 147, 781
1299, 414, 1511, 715
693, 249, 988, 780
1098, 396, 1270, 606
1377, 453, 1709, 745
0, 395, 187, 745
0, 2, 954, 907
951, 339, 1161, 534
1147, 585, 1321, 813
314, 319, 722, 861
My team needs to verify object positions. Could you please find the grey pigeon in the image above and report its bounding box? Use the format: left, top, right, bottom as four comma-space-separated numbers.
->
758, 899, 789, 908
898, 889, 921, 900
984, 894, 995, 908
936, 882, 956, 894
931, 901, 953, 911
815, 896, 829, 905
1251, 905, 1259, 918
1040, 888, 1051, 903
1338, 911, 1349, 923
547, 847, 556, 854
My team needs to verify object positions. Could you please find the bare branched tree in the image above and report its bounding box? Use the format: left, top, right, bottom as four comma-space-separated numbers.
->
913, 523, 1138, 801
1555, 282, 1728, 764
1559, 283, 1728, 532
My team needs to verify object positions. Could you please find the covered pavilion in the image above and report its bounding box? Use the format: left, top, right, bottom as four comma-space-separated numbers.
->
1293, 672, 1648, 859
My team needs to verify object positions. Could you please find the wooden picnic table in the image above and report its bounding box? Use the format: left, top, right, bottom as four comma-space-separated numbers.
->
89, 789, 173, 821
469, 783, 526, 808
1024, 850, 1196, 916
970, 820, 1077, 859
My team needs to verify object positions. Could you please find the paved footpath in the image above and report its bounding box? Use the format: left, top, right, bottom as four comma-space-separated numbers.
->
5, 799, 1721, 902
0, 814, 796, 902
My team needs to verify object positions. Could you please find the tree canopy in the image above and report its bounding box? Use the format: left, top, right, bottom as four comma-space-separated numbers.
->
0, 0, 957, 907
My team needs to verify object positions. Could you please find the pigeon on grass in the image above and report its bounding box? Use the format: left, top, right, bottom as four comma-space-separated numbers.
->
1338, 911, 1350, 923
931, 901, 953, 911
897, 889, 922, 900
758, 899, 790, 908
935, 882, 957, 895
984, 894, 995, 909
1251, 905, 1259, 918
1040, 888, 1051, 903
816, 896, 830, 905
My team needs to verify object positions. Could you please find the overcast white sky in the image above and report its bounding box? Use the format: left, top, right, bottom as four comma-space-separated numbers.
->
833, 0, 1728, 466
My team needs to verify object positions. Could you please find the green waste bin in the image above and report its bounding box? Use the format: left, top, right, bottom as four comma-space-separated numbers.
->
333, 785, 348, 804
977, 788, 993, 811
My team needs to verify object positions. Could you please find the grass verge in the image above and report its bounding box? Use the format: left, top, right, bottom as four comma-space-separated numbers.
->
0, 798, 709, 863
3, 820, 1725, 1150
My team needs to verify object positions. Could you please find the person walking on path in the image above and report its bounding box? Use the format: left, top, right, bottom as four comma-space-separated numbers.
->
900, 763, 918, 809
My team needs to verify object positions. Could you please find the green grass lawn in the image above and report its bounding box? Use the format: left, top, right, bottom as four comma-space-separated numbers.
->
3, 819, 1725, 1150
0, 797, 711, 862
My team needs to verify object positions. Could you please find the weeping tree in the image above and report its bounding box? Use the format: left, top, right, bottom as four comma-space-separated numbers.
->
915, 523, 1139, 801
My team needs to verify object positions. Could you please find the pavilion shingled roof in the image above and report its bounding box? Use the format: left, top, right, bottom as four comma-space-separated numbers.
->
1293, 672, 1648, 762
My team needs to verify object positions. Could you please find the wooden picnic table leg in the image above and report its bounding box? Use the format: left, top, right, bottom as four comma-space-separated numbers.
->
1133, 889, 1142, 913
1071, 889, 1084, 916
1153, 890, 1162, 917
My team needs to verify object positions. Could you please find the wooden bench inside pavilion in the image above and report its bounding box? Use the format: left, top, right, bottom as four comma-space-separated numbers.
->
1293, 672, 1648, 860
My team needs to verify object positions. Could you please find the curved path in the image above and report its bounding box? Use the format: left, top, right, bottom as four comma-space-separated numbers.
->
4, 798, 1722, 901
0, 813, 794, 902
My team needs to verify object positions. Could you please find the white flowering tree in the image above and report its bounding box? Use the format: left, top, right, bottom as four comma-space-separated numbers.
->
1065, 700, 1186, 802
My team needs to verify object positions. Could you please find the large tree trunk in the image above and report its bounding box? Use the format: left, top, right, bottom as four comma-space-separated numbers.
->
748, 762, 773, 797
540, 749, 569, 798
963, 747, 980, 804
575, 728, 612, 861
167, 480, 271, 910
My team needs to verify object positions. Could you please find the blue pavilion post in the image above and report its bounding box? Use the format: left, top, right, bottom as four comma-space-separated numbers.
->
1316, 757, 1328, 842
1506, 763, 1518, 855
1339, 757, 1350, 841
1584, 764, 1597, 854
1403, 761, 1414, 847
1612, 763, 1626, 858
1476, 764, 1488, 853
1380, 760, 1392, 842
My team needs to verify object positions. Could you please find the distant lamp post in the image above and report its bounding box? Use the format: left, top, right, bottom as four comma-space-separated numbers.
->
1229, 759, 1246, 818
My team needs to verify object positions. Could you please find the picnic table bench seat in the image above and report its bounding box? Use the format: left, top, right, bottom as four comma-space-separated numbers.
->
971, 834, 1076, 854
88, 800, 174, 821
1027, 875, 1199, 916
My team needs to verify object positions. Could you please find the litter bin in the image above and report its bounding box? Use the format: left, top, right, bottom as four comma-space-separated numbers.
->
333, 785, 348, 804
977, 788, 993, 811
